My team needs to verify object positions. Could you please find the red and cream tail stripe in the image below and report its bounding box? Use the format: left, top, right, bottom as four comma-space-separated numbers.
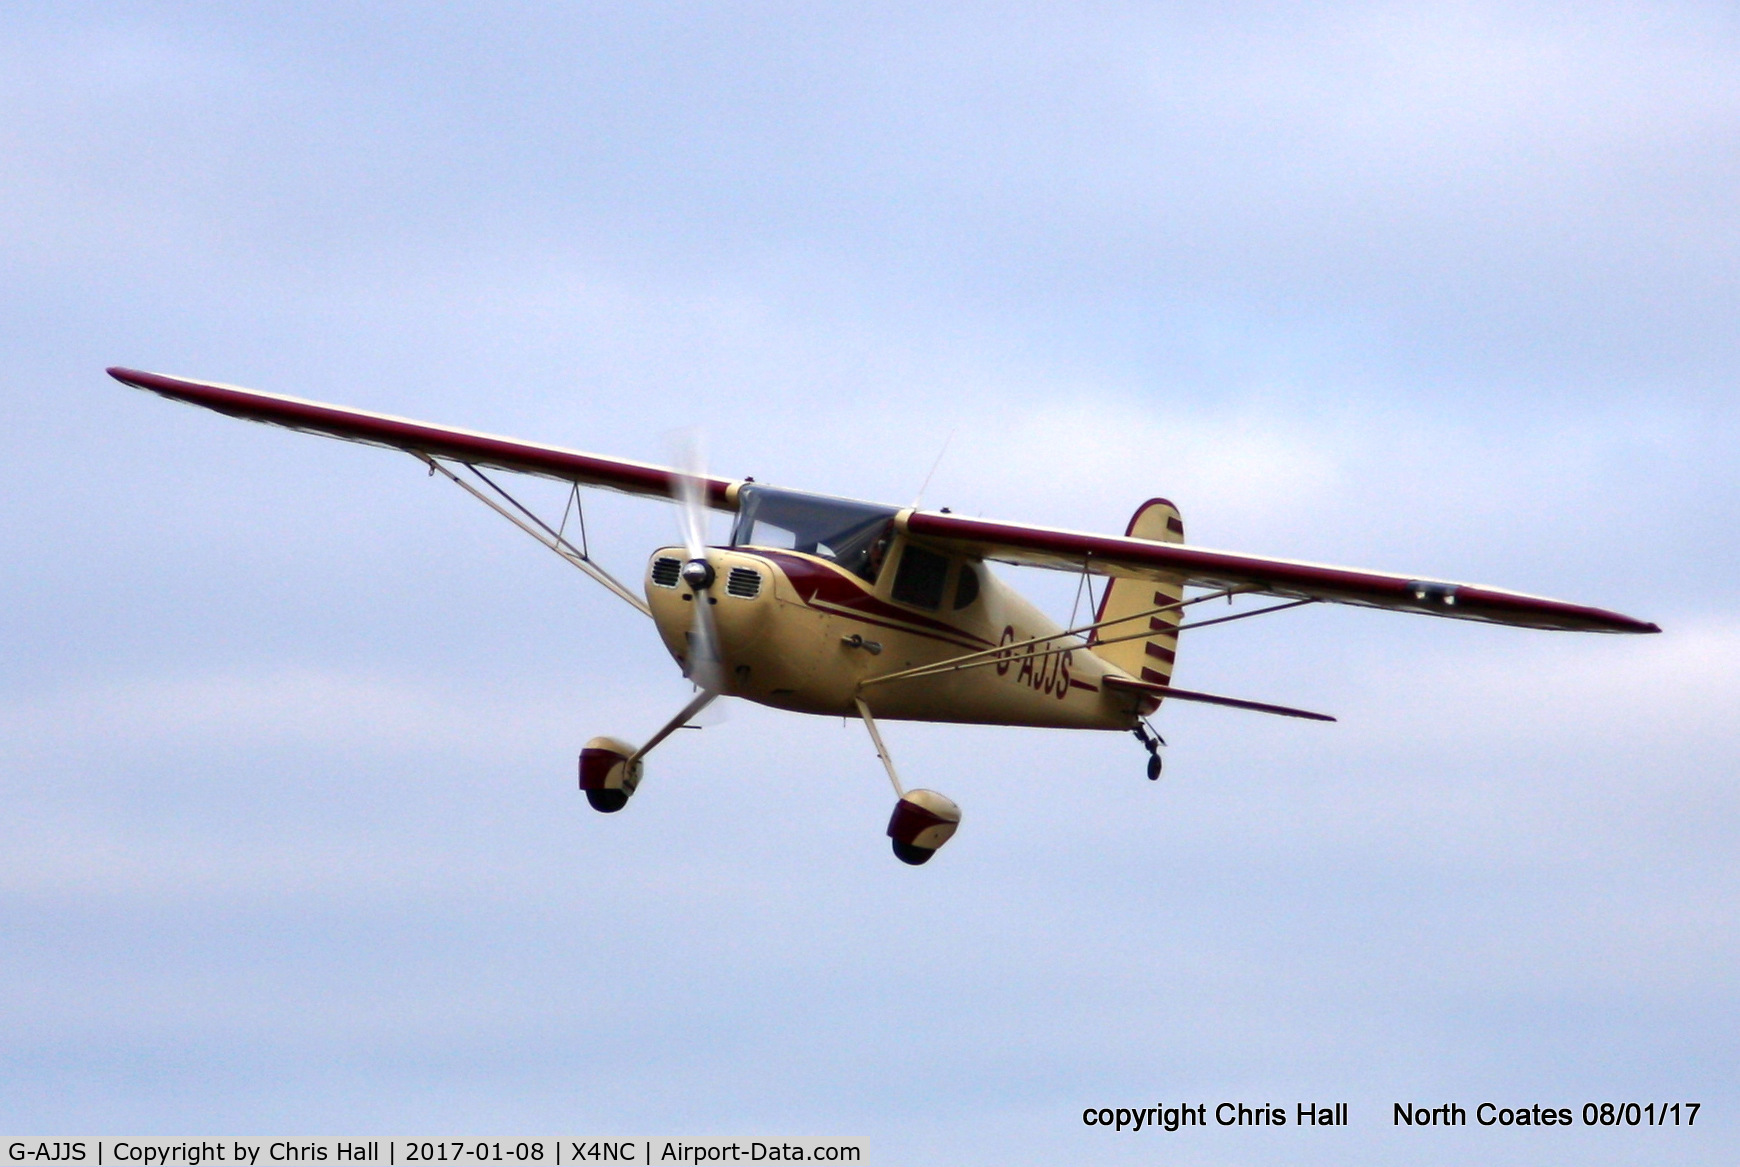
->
1138, 585, 1182, 686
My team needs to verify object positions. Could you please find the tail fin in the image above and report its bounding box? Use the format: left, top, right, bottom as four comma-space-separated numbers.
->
1089, 499, 1185, 684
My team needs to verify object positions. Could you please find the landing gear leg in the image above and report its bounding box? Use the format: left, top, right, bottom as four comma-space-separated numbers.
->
855, 698, 961, 865
579, 688, 717, 812
1133, 720, 1166, 781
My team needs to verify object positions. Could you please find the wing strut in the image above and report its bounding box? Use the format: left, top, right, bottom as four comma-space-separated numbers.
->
1175, 597, 1318, 632
418, 454, 652, 617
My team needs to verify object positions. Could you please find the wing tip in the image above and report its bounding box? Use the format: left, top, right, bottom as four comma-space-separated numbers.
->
1599, 613, 1661, 634
108, 365, 175, 394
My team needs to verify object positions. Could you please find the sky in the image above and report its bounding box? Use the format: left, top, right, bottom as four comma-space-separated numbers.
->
2, 2, 1736, 1162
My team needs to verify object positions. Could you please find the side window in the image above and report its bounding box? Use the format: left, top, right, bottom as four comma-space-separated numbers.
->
891, 544, 949, 610
953, 564, 980, 609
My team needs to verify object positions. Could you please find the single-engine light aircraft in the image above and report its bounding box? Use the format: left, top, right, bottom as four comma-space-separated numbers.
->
109, 367, 1659, 865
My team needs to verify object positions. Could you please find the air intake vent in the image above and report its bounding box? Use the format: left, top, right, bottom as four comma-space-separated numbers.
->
651, 557, 682, 587
726, 566, 762, 598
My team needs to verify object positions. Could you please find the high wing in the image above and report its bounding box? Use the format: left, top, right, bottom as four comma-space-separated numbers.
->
108, 368, 741, 509
111, 367, 1656, 635
900, 510, 1658, 634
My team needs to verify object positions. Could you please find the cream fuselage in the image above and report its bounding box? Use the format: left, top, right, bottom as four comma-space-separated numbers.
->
644, 538, 1144, 730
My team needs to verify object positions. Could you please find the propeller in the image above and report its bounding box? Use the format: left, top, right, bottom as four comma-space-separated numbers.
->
670, 430, 724, 693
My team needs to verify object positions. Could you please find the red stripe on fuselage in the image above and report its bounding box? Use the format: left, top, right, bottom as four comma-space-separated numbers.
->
753, 550, 992, 651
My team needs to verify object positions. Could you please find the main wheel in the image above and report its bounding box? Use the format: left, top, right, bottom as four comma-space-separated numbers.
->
579, 736, 641, 812
891, 840, 935, 865
886, 789, 962, 864
585, 788, 630, 813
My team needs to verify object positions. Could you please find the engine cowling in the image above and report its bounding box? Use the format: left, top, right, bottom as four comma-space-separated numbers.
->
886, 789, 962, 865
579, 736, 642, 813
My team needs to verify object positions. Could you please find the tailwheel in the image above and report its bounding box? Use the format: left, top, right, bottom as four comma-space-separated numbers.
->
886, 790, 962, 865
1133, 721, 1166, 781
579, 736, 642, 813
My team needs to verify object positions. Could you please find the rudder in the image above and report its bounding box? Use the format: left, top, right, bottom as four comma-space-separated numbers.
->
1089, 499, 1185, 685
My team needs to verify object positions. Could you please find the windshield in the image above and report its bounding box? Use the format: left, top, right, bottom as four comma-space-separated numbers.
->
731, 486, 897, 583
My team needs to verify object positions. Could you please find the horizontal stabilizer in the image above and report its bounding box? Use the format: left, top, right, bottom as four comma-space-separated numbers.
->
1103, 675, 1335, 722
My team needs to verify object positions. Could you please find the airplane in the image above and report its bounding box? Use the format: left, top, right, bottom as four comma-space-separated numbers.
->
107, 367, 1660, 865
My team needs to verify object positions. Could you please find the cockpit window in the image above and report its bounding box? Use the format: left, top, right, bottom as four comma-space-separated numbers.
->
731, 486, 898, 584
